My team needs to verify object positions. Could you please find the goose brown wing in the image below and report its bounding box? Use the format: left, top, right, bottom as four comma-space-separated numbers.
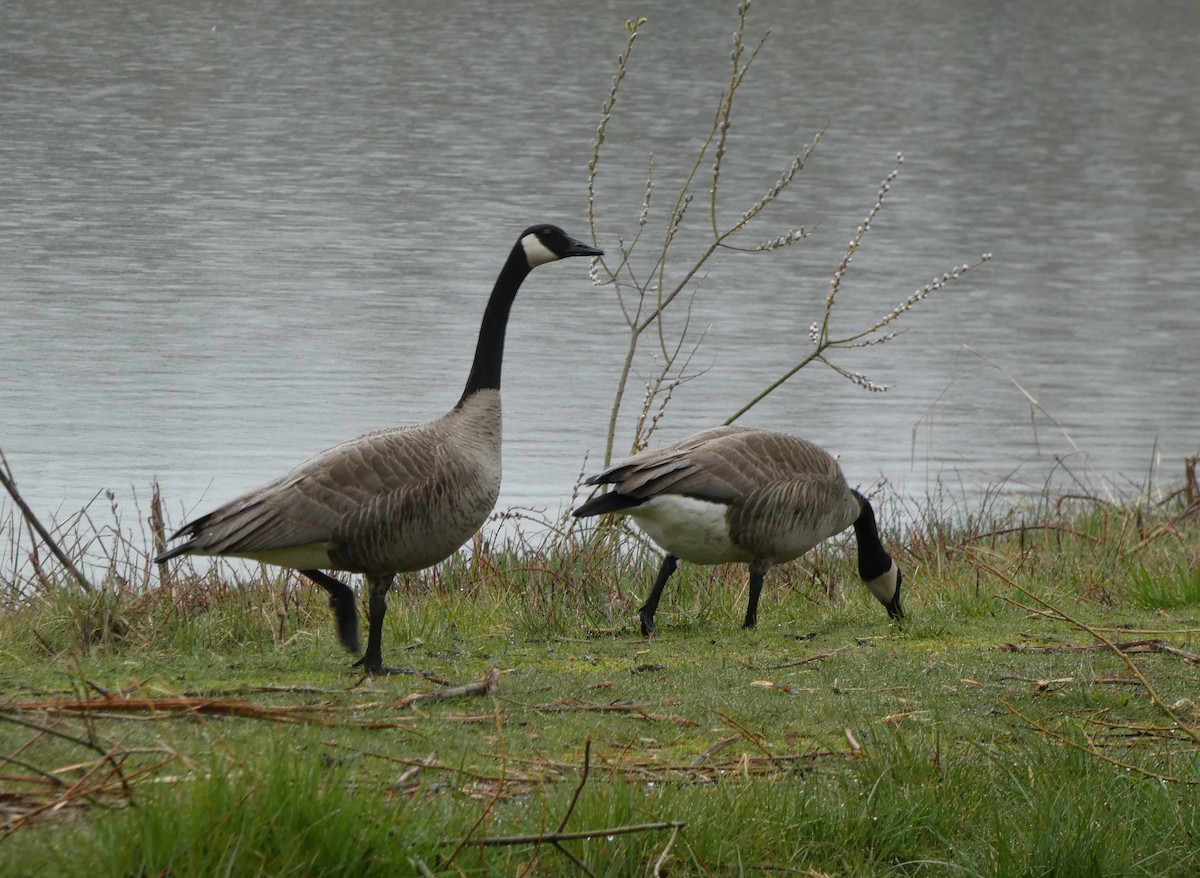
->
584, 426, 755, 504
586, 426, 844, 506
729, 475, 861, 561
168, 422, 451, 558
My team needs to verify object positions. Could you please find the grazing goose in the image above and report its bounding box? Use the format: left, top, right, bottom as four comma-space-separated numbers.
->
157, 224, 602, 673
572, 425, 902, 634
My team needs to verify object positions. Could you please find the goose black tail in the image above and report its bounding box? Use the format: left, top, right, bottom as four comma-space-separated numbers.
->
572, 491, 645, 519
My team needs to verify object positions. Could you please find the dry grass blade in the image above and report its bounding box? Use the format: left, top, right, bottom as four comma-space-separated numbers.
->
0, 695, 413, 729
650, 823, 680, 878
711, 709, 776, 762
1130, 495, 1200, 553
0, 714, 183, 838
688, 734, 739, 768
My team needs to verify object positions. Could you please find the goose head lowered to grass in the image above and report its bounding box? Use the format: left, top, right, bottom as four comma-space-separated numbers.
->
573, 425, 902, 635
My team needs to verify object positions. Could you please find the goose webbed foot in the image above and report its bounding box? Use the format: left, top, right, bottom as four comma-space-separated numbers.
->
351, 655, 427, 677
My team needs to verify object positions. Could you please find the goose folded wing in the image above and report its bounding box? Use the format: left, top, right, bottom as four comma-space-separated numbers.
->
175, 425, 443, 557
728, 476, 860, 560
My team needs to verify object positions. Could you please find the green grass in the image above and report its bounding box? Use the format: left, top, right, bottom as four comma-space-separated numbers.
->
1, 492, 1198, 877
1129, 561, 1200, 609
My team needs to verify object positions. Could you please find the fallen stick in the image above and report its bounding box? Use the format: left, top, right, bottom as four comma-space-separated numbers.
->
453, 820, 686, 848
394, 667, 500, 709
0, 696, 411, 728
688, 734, 739, 768
759, 646, 848, 670
1001, 639, 1200, 663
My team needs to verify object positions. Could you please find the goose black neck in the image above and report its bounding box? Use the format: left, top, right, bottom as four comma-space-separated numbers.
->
457, 246, 532, 407
850, 490, 893, 581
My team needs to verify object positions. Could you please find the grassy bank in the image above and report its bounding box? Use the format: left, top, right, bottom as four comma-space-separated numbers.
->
0, 486, 1198, 877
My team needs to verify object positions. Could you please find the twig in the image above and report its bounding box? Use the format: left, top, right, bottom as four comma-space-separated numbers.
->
553, 840, 597, 878
393, 667, 501, 709
963, 523, 1102, 545
556, 738, 591, 833
0, 711, 111, 755
0, 447, 93, 592
1001, 640, 1200, 663
452, 821, 686, 848
966, 549, 1200, 747
998, 599, 1200, 633
711, 709, 777, 762
688, 735, 739, 768
758, 647, 848, 670
650, 824, 680, 877
1002, 698, 1196, 786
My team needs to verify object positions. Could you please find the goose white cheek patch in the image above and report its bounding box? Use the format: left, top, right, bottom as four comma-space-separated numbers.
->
864, 563, 898, 605
520, 233, 560, 267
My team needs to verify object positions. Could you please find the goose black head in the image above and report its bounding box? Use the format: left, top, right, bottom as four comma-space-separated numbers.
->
519, 224, 604, 267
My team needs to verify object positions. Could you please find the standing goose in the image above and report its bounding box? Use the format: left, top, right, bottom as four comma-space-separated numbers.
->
572, 425, 902, 635
157, 224, 601, 673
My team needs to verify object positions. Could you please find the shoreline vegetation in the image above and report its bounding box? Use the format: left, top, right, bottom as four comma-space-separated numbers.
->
1, 466, 1198, 875
2, 3, 1198, 874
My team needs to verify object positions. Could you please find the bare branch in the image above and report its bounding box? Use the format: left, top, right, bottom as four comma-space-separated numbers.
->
0, 447, 93, 592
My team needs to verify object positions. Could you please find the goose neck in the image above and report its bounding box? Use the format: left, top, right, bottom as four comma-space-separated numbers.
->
851, 491, 893, 581
457, 248, 532, 407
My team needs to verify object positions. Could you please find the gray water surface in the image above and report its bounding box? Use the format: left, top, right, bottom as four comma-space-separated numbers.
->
3, 1, 1198, 551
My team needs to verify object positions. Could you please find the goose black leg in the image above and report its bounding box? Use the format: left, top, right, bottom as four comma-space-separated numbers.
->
351, 574, 426, 676
638, 554, 679, 636
350, 574, 402, 674
742, 562, 769, 629
302, 569, 360, 652
354, 582, 386, 672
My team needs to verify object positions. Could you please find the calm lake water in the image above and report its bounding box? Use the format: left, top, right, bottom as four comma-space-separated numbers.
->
2, 0, 1198, 556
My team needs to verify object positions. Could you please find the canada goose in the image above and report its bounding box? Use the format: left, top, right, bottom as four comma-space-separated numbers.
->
572, 426, 902, 634
157, 224, 602, 673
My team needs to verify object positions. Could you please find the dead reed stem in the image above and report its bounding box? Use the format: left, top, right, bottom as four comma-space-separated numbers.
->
0, 695, 415, 730
0, 447, 93, 593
